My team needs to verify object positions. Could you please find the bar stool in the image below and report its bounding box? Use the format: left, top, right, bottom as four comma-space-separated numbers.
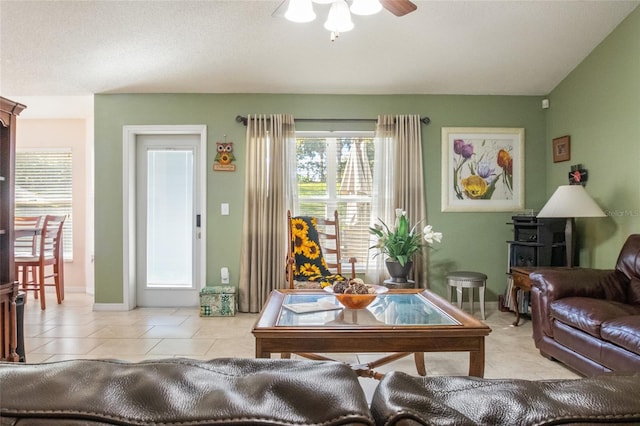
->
446, 271, 487, 320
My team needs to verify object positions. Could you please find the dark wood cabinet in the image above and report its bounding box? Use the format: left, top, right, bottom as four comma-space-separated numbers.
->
507, 215, 567, 269
0, 96, 26, 362
501, 215, 567, 319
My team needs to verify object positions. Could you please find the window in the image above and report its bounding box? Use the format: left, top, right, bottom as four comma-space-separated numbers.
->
15, 149, 73, 260
294, 132, 375, 270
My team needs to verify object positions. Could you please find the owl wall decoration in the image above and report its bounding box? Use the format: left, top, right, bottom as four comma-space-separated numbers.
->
214, 141, 236, 171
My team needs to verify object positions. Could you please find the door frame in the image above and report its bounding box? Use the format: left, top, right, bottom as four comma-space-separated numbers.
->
122, 125, 207, 310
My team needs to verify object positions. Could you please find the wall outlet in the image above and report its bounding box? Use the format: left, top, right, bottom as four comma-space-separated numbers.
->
221, 267, 229, 284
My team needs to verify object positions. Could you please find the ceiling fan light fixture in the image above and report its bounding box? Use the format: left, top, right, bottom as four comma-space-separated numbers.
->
285, 0, 317, 23
350, 0, 382, 16
324, 0, 354, 32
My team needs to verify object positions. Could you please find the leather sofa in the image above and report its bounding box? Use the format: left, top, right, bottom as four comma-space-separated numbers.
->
371, 371, 640, 425
0, 358, 374, 425
530, 234, 640, 375
2, 358, 640, 425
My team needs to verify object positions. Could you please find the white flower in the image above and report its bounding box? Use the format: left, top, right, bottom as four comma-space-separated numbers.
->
369, 209, 442, 266
374, 238, 385, 249
423, 225, 443, 244
394, 209, 406, 228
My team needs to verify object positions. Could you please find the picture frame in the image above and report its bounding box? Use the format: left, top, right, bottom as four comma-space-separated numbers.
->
552, 135, 570, 163
441, 127, 525, 212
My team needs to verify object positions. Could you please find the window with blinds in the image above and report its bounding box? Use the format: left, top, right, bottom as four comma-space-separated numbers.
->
15, 150, 73, 260
294, 133, 375, 271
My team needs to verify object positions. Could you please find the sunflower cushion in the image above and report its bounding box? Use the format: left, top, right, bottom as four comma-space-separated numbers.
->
290, 216, 346, 288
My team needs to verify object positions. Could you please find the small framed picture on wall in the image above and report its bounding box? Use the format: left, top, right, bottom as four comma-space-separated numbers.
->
552, 135, 570, 162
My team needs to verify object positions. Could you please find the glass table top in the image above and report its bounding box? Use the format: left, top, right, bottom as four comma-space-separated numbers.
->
277, 293, 460, 327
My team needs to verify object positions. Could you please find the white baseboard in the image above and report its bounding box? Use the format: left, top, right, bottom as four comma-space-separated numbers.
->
93, 303, 130, 312
64, 286, 88, 293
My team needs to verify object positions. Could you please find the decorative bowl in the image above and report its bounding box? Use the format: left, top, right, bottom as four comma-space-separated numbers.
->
324, 284, 388, 310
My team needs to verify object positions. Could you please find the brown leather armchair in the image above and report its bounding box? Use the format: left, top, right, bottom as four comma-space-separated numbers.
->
530, 234, 640, 375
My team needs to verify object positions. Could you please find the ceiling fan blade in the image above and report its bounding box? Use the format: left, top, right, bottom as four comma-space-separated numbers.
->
380, 0, 417, 17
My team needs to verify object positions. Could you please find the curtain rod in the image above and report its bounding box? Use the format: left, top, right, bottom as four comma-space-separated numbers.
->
235, 115, 431, 126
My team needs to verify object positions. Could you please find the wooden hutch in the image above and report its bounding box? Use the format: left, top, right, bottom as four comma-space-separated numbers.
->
0, 96, 26, 362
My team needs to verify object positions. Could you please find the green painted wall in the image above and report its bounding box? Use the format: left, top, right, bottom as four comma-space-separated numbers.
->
546, 6, 640, 268
95, 3, 640, 307
95, 94, 547, 304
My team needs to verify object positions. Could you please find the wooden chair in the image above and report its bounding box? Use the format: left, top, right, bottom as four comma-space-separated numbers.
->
286, 209, 357, 288
14, 216, 43, 294
15, 216, 43, 254
15, 215, 66, 310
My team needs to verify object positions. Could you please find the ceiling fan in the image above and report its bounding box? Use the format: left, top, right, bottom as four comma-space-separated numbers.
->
275, 0, 418, 40
378, 0, 418, 17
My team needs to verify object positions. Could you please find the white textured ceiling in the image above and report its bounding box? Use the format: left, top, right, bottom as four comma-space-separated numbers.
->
1, 0, 638, 98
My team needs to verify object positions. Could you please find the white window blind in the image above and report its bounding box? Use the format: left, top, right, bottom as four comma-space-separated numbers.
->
15, 150, 73, 260
294, 133, 375, 271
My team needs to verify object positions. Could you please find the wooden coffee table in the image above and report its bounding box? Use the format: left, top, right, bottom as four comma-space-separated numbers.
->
252, 288, 491, 378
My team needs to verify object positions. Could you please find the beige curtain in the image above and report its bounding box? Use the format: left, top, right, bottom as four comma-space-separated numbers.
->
393, 115, 427, 286
366, 116, 396, 284
238, 114, 296, 313
367, 115, 427, 286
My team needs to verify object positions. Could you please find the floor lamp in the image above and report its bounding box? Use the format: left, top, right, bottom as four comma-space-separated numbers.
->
537, 185, 606, 267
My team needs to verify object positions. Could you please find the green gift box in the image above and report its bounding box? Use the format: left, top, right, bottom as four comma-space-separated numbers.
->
200, 286, 236, 317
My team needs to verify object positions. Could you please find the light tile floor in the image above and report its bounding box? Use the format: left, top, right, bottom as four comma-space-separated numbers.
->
21, 292, 580, 399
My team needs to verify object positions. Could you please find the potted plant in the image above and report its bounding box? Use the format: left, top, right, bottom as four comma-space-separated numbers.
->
369, 209, 442, 283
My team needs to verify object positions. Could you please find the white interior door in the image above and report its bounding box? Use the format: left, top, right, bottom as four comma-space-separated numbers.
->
135, 134, 202, 307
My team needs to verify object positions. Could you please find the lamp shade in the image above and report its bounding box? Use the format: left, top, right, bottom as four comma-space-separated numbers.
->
537, 185, 606, 218
285, 0, 316, 23
324, 0, 354, 32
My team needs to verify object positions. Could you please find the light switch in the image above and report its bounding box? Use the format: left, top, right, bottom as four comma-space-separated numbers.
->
221, 203, 229, 215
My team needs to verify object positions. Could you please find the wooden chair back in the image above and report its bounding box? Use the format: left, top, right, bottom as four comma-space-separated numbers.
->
14, 216, 43, 257
14, 215, 66, 310
286, 210, 356, 288
39, 215, 66, 261
314, 210, 343, 275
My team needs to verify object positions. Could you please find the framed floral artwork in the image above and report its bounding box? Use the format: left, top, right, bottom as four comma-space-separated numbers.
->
441, 127, 525, 212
